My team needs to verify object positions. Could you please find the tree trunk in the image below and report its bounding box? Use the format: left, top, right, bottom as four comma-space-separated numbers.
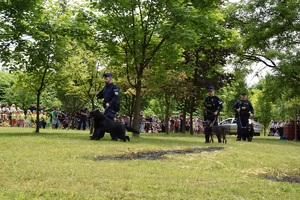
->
90, 96, 95, 134
132, 79, 142, 136
129, 94, 135, 127
164, 93, 170, 135
35, 68, 48, 133
35, 91, 41, 133
181, 99, 188, 133
189, 98, 195, 135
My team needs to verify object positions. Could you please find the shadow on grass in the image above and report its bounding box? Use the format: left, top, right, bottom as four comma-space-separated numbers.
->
94, 146, 225, 161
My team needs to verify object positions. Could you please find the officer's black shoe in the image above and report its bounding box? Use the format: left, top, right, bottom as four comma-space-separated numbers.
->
236, 138, 241, 141
247, 137, 252, 142
242, 137, 247, 141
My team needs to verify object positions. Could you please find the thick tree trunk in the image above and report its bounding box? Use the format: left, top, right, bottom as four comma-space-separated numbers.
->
35, 91, 41, 133
35, 68, 48, 133
189, 110, 193, 135
182, 110, 186, 134
181, 99, 188, 133
90, 96, 95, 134
132, 79, 142, 136
129, 95, 135, 126
189, 98, 195, 135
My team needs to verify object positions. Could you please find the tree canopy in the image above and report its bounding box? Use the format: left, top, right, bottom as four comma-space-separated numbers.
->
0, 0, 299, 132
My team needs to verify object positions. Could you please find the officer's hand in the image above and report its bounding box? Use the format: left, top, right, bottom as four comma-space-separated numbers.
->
250, 113, 254, 118
236, 108, 240, 112
214, 111, 218, 116
105, 103, 110, 108
203, 107, 206, 110
94, 91, 98, 96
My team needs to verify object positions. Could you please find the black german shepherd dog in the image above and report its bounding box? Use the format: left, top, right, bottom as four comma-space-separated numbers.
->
88, 109, 139, 142
203, 120, 228, 143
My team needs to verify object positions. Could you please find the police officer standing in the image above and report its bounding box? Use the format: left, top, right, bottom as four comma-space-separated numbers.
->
203, 86, 223, 143
92, 73, 120, 140
233, 92, 254, 141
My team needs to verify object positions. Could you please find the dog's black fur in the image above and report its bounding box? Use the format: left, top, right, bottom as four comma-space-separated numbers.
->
88, 109, 139, 142
203, 120, 228, 143
242, 124, 254, 141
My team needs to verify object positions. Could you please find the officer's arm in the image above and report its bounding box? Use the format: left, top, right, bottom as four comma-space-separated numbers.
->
233, 101, 239, 112
217, 97, 223, 112
249, 102, 254, 115
108, 85, 120, 106
96, 88, 104, 99
203, 97, 208, 110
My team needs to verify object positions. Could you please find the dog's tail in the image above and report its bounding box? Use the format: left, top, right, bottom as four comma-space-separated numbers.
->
124, 125, 140, 134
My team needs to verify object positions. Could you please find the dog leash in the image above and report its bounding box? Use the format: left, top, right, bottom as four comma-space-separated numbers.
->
206, 110, 217, 127
210, 116, 217, 127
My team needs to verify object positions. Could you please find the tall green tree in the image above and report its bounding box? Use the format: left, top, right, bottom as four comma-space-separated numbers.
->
91, 0, 229, 129
0, 1, 73, 133
229, 0, 300, 97
252, 77, 273, 136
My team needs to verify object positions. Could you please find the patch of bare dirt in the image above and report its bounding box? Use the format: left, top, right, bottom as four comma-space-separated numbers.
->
94, 147, 224, 161
265, 176, 300, 183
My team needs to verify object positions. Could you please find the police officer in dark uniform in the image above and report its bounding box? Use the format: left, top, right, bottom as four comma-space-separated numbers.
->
233, 92, 254, 141
91, 73, 120, 140
203, 86, 223, 143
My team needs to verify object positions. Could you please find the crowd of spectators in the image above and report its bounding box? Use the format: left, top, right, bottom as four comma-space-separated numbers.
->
4, 103, 295, 135
137, 113, 208, 134
1, 102, 204, 133
0, 103, 70, 129
268, 120, 286, 137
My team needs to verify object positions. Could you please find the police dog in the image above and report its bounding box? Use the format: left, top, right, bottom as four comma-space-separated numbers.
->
203, 120, 215, 143
212, 126, 228, 144
203, 120, 227, 143
88, 109, 139, 142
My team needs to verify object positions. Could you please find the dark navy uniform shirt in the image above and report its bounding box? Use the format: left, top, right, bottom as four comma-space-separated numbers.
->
233, 100, 254, 118
204, 95, 223, 114
96, 83, 120, 111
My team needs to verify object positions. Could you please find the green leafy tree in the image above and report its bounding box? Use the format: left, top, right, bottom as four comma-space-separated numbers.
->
3, 72, 61, 112
91, 0, 230, 129
0, 71, 15, 103
254, 89, 273, 136
229, 0, 300, 98
0, 1, 73, 133
3, 73, 35, 110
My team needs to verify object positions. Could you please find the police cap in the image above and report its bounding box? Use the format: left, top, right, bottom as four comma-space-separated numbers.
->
241, 92, 247, 96
208, 86, 215, 92
103, 73, 112, 78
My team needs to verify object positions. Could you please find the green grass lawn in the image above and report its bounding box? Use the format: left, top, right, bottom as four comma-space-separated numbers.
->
0, 127, 299, 200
